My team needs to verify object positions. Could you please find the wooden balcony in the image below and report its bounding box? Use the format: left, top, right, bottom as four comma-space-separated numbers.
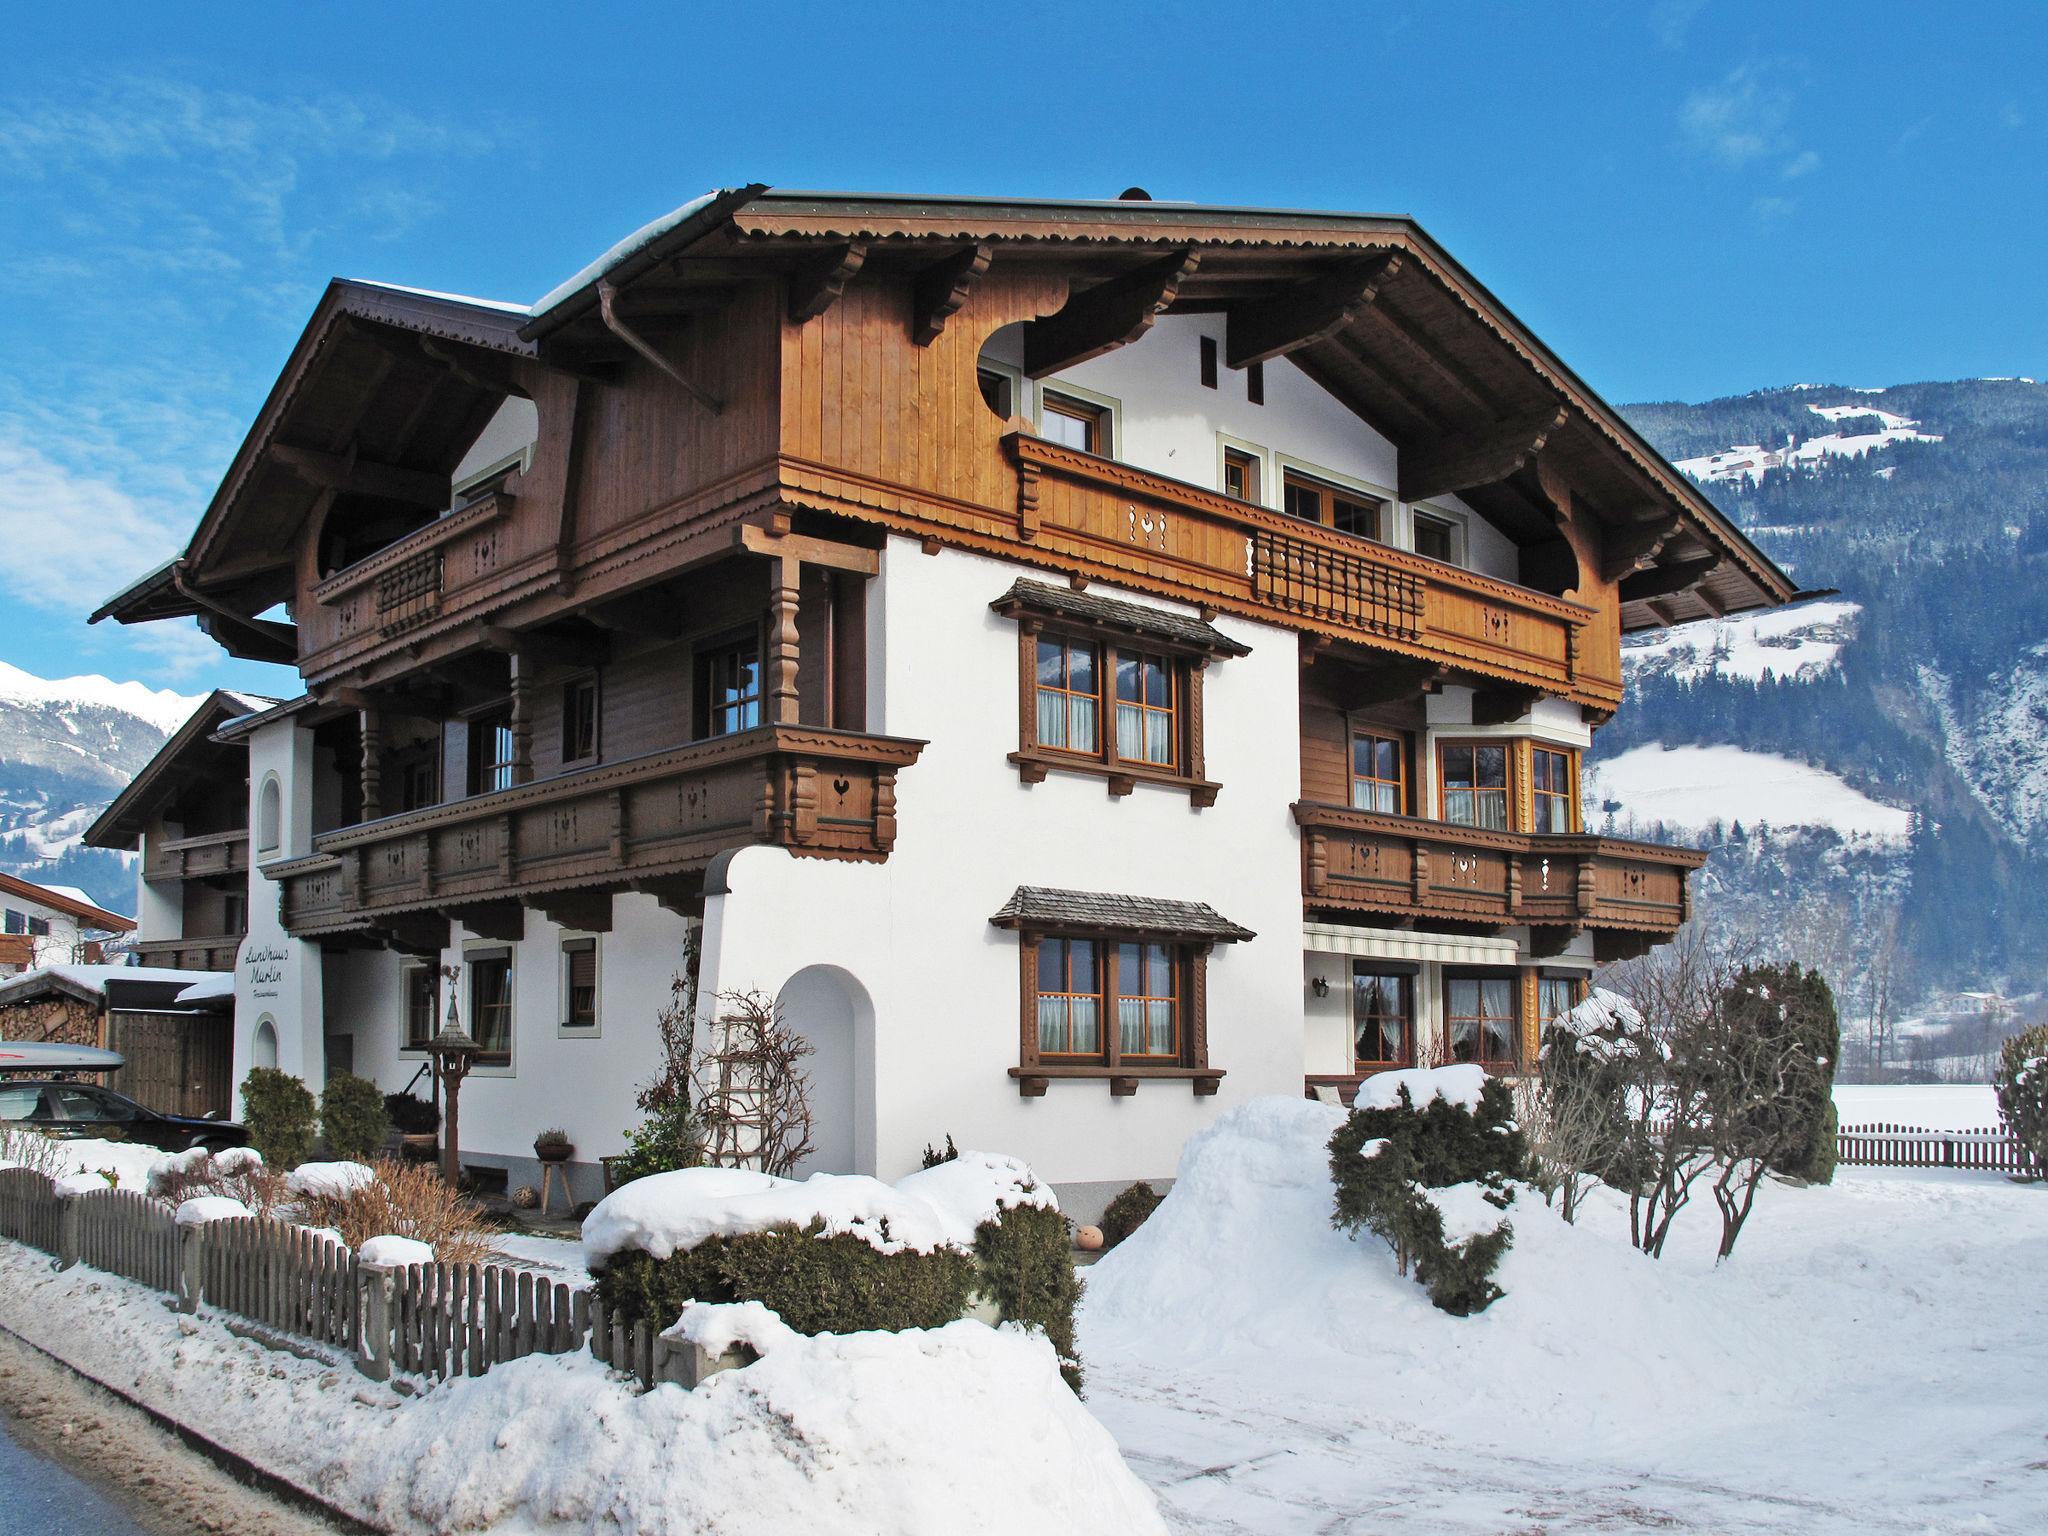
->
1293, 801, 1705, 957
1003, 435, 1608, 706
272, 725, 924, 940
144, 829, 250, 885
134, 935, 244, 972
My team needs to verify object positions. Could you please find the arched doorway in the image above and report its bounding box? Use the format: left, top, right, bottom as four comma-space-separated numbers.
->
774, 966, 875, 1176
252, 1016, 278, 1070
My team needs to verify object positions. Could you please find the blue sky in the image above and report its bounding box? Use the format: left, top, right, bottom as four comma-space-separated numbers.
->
1, 1, 2040, 698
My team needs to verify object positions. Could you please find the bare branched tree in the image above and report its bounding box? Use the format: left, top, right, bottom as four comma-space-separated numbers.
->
692, 989, 816, 1177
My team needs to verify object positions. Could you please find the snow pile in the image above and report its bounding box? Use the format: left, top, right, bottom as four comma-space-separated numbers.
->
359, 1234, 433, 1267
53, 1171, 114, 1198
19, 1135, 170, 1189
1352, 1062, 1487, 1111
664, 1299, 800, 1360
1546, 987, 1656, 1063
1426, 1180, 1511, 1246
893, 1152, 1058, 1246
1624, 599, 1860, 683
582, 1167, 955, 1266
285, 1162, 374, 1199
175, 1196, 249, 1226
1586, 742, 1913, 841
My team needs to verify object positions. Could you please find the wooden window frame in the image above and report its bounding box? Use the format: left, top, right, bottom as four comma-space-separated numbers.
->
561, 673, 601, 767
1039, 389, 1111, 456
1411, 506, 1464, 566
1035, 936, 1104, 1060
693, 626, 765, 740
1011, 619, 1219, 806
559, 934, 600, 1035
1537, 971, 1588, 1028
1349, 726, 1410, 815
1352, 962, 1417, 1072
1530, 744, 1580, 834
1113, 647, 1180, 772
1222, 446, 1261, 503
1443, 968, 1523, 1071
977, 366, 1016, 421
1032, 632, 1103, 760
1281, 468, 1386, 542
1015, 928, 1220, 1095
1436, 738, 1512, 832
465, 948, 515, 1070
400, 960, 439, 1054
467, 706, 516, 797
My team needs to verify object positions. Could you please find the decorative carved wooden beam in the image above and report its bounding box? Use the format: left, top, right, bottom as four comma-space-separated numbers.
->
522, 890, 615, 934
736, 522, 881, 575
767, 553, 801, 725
1398, 405, 1569, 503
1618, 555, 1719, 603
1599, 515, 1685, 582
788, 241, 869, 324
1023, 249, 1201, 378
374, 912, 449, 956
272, 442, 450, 508
596, 279, 722, 412
1471, 684, 1543, 727
911, 243, 993, 346
1224, 252, 1402, 369
445, 902, 525, 942
1645, 597, 1683, 628
1336, 659, 1449, 708
1695, 582, 1730, 618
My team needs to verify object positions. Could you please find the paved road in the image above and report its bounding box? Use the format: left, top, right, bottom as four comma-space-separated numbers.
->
0, 1409, 154, 1536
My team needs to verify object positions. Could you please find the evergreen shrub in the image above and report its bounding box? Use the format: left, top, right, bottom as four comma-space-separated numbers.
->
384, 1092, 438, 1135
972, 1201, 1084, 1392
319, 1073, 389, 1162
1329, 1076, 1528, 1317
240, 1068, 317, 1169
1099, 1180, 1163, 1248
1995, 1023, 2048, 1177
1733, 963, 1841, 1183
611, 1101, 706, 1186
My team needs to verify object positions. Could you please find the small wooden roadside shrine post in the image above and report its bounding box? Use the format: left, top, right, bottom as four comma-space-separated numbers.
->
430, 964, 481, 1187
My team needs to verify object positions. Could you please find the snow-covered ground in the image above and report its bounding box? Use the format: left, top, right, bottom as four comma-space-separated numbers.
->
1624, 600, 1860, 684
1080, 1098, 2048, 1533
1585, 742, 1913, 842
1675, 405, 1942, 487
1834, 1083, 2000, 1128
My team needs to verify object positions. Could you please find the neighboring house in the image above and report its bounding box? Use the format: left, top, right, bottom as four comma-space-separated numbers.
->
0, 964, 234, 1118
90, 187, 1797, 1210
82, 689, 275, 972
0, 872, 134, 976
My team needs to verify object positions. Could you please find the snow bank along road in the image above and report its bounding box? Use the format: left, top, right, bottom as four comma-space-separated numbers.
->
1081, 1098, 2048, 1534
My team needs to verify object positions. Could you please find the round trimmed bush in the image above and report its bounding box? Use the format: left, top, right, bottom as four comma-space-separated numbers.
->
1995, 1023, 2048, 1177
240, 1068, 317, 1170
973, 1200, 1084, 1392
319, 1073, 389, 1162
1099, 1181, 1163, 1249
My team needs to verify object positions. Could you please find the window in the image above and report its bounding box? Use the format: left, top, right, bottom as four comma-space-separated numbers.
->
0, 1085, 42, 1120
1036, 937, 1101, 1057
695, 632, 762, 738
1117, 941, 1180, 1059
403, 963, 438, 1051
1199, 335, 1219, 389
1539, 974, 1587, 1025
26, 916, 48, 939
1282, 471, 1384, 540
561, 937, 598, 1030
399, 754, 439, 813
977, 367, 1014, 419
52, 1086, 130, 1125
2, 910, 21, 936
1114, 649, 1178, 769
256, 775, 282, 853
1035, 635, 1101, 754
1440, 742, 1509, 831
562, 676, 599, 764
1447, 975, 1519, 1066
1413, 510, 1459, 564
1350, 730, 1407, 814
468, 709, 516, 795
467, 950, 513, 1067
1041, 391, 1108, 455
1531, 746, 1578, 833
1222, 447, 1261, 503
223, 892, 247, 934
1353, 965, 1414, 1069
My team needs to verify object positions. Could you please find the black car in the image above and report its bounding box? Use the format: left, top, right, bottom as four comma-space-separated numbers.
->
0, 1079, 249, 1154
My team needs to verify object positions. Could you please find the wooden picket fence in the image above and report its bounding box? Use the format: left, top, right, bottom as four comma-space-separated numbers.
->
73, 1187, 181, 1294
1837, 1122, 2036, 1175
201, 1215, 359, 1352
386, 1260, 589, 1381
0, 1167, 63, 1252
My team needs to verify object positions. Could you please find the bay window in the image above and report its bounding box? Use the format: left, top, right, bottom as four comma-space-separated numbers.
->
1531, 746, 1578, 833
1439, 741, 1509, 830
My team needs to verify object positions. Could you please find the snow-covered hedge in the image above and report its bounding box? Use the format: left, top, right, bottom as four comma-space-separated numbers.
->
1329, 1066, 1528, 1315
584, 1154, 1083, 1387
1995, 1024, 2048, 1176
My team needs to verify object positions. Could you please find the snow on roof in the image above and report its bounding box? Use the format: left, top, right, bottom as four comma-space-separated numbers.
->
1352, 1064, 1490, 1112
529, 190, 724, 318
36, 886, 99, 910
352, 279, 532, 315
174, 972, 237, 1005
0, 659, 206, 736
1586, 743, 1913, 842
0, 963, 229, 1008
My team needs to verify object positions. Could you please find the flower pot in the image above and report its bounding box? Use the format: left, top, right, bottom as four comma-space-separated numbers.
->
534, 1142, 574, 1164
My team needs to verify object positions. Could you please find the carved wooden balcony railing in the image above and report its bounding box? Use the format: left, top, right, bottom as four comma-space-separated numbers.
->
143, 829, 251, 884
1293, 801, 1705, 953
272, 725, 924, 938
1004, 435, 1602, 705
134, 935, 244, 972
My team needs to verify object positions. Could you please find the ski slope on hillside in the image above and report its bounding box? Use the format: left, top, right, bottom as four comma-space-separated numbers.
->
1585, 742, 1913, 841
1624, 600, 1859, 684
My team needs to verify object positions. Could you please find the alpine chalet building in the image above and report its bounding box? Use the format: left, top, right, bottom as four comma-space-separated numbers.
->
93, 188, 1797, 1209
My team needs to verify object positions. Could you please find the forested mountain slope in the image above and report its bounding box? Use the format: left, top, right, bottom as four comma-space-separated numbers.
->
1604, 378, 2048, 1025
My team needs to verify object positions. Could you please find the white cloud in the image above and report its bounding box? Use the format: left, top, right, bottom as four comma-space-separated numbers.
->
1682, 64, 1795, 168
1999, 100, 2024, 131
1781, 149, 1821, 180
0, 432, 189, 617
1650, 0, 1708, 50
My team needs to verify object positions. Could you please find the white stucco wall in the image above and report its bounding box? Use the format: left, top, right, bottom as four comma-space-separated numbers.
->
696, 534, 1309, 1187
1035, 314, 1520, 582
234, 718, 326, 1091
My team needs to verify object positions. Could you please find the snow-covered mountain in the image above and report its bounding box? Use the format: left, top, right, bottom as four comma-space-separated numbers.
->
0, 662, 203, 916
1605, 377, 2048, 1031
